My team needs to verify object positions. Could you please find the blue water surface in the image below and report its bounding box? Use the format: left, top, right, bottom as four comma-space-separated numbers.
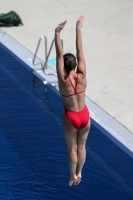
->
0, 43, 133, 200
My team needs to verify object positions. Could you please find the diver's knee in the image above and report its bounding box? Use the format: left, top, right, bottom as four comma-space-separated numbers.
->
68, 144, 77, 153
77, 144, 85, 151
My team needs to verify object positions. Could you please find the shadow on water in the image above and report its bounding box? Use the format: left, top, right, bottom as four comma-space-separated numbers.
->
0, 44, 133, 200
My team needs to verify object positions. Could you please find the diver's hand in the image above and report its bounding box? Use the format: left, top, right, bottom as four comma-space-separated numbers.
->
55, 20, 67, 33
76, 15, 84, 29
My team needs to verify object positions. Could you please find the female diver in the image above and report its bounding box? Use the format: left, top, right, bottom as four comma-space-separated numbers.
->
55, 15, 91, 186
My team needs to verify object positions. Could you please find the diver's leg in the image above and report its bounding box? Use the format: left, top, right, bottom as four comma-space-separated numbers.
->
75, 121, 91, 184
62, 114, 78, 186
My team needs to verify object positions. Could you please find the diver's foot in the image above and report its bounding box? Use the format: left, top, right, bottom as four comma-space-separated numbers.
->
69, 175, 78, 186
74, 172, 82, 185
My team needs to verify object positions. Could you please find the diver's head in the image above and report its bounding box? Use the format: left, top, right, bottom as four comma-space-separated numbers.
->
63, 53, 77, 75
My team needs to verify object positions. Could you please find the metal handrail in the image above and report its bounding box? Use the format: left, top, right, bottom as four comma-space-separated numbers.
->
33, 35, 63, 76
33, 35, 47, 69
43, 38, 56, 75
43, 39, 63, 75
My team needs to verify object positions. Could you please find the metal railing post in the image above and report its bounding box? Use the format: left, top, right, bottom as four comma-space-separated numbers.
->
33, 35, 63, 77
43, 39, 63, 75
33, 35, 47, 69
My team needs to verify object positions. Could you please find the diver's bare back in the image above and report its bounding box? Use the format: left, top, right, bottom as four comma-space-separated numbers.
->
59, 72, 87, 111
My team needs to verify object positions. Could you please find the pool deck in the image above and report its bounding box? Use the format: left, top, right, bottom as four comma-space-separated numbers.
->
0, 1, 133, 133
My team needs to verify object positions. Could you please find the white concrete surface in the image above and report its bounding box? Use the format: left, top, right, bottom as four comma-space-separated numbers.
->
1, 0, 133, 132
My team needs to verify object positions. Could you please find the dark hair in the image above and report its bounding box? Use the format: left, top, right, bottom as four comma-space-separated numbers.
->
63, 53, 77, 75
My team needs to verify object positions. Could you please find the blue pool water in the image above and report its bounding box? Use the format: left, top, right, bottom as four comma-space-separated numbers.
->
0, 43, 133, 200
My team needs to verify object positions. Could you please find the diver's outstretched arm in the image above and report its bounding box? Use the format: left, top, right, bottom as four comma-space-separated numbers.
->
55, 20, 67, 78
76, 15, 86, 76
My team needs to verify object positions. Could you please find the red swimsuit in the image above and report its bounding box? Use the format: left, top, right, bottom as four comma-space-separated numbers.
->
61, 73, 90, 129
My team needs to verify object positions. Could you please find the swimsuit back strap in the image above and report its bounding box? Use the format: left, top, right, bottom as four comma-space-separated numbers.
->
75, 73, 78, 93
68, 73, 78, 94
68, 76, 75, 90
